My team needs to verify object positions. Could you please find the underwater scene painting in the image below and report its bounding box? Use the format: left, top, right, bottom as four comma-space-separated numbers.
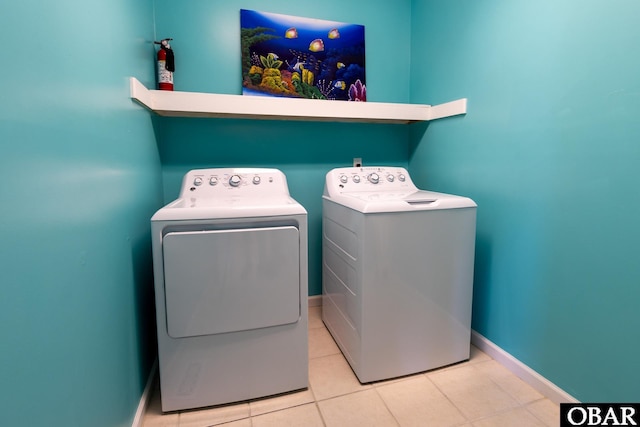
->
240, 9, 366, 101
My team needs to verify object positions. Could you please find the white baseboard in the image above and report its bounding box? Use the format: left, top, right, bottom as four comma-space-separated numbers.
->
471, 330, 579, 404
131, 359, 158, 427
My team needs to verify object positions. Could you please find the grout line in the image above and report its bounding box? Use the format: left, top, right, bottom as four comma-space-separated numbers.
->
523, 398, 557, 427
314, 400, 328, 427
424, 369, 473, 425
371, 385, 402, 427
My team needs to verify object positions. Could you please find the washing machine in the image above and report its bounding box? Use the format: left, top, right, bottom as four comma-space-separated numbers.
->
322, 166, 476, 383
151, 168, 308, 412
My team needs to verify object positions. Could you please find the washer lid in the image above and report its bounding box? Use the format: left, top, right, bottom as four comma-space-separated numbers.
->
323, 166, 476, 213
325, 190, 476, 213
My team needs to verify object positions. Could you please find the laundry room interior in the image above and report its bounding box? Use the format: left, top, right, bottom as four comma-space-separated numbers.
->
2, 1, 639, 426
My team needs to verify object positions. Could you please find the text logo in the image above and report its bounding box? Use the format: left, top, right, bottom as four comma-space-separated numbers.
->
561, 404, 639, 426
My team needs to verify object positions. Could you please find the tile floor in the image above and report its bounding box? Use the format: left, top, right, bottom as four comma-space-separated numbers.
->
143, 305, 560, 427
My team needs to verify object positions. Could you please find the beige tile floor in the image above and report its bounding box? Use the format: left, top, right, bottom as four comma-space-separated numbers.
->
143, 305, 560, 427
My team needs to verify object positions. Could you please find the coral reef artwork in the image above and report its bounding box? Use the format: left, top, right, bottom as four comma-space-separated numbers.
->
240, 9, 366, 101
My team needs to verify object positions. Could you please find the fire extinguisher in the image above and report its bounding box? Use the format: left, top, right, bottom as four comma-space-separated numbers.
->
154, 38, 175, 91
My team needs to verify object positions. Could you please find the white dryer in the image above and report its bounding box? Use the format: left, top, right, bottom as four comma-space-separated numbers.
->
322, 166, 476, 383
151, 168, 308, 412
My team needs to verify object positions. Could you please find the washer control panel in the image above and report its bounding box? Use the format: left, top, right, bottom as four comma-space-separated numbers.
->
325, 166, 416, 195
179, 168, 291, 198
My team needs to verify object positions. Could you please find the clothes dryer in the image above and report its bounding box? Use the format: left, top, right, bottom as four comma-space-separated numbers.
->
151, 168, 308, 411
322, 166, 476, 383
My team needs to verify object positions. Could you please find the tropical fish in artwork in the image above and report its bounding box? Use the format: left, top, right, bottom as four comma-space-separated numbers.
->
285, 27, 298, 39
334, 80, 346, 90
288, 49, 322, 74
290, 60, 306, 72
309, 38, 325, 52
337, 62, 345, 69
328, 28, 340, 39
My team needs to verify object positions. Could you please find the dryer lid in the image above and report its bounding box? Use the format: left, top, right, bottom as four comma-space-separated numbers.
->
152, 196, 306, 221
151, 167, 307, 221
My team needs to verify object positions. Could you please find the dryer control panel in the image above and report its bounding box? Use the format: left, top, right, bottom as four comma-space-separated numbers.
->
179, 168, 292, 198
324, 166, 417, 196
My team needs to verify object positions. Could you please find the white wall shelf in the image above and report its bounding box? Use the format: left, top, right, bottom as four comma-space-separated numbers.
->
130, 77, 466, 124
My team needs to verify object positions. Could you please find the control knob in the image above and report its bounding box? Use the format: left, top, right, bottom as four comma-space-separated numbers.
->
387, 174, 395, 182
368, 173, 380, 184
252, 175, 261, 185
398, 174, 406, 182
209, 176, 218, 186
339, 175, 348, 184
229, 175, 242, 187
193, 177, 203, 186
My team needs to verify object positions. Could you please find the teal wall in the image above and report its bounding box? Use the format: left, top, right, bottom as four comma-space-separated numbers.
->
2, 1, 638, 424
152, 0, 414, 296
0, 1, 162, 426
410, 1, 640, 402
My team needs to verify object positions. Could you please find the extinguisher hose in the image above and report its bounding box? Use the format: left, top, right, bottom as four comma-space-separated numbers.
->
165, 48, 175, 72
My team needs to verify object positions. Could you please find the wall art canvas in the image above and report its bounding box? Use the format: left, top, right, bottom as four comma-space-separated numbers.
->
241, 9, 366, 101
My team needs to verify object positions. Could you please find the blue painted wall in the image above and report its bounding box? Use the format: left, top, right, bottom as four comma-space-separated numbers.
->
0, 1, 162, 426
152, 0, 414, 296
410, 0, 640, 402
3, 1, 637, 423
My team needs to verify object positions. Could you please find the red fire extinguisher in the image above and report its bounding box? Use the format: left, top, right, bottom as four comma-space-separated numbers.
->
154, 38, 175, 91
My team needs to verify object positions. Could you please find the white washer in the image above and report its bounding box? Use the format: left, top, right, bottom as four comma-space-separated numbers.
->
322, 166, 476, 383
151, 168, 308, 412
